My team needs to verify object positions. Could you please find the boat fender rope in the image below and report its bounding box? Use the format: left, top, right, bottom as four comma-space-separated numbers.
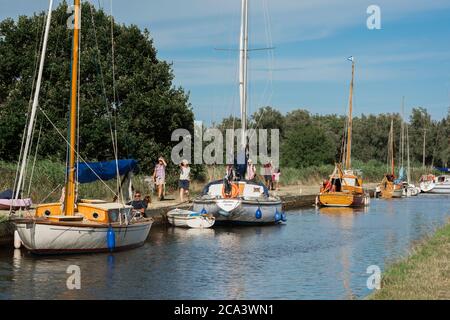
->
255, 208, 262, 219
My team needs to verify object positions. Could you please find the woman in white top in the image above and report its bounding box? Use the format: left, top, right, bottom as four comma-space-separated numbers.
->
179, 159, 190, 202
245, 159, 256, 180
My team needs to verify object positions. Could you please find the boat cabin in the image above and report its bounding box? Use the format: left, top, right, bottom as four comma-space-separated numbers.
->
201, 180, 269, 199
437, 175, 450, 183
36, 201, 134, 224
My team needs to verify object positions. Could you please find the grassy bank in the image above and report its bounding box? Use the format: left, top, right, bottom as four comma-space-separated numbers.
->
0, 160, 205, 203
370, 221, 450, 300
0, 160, 438, 203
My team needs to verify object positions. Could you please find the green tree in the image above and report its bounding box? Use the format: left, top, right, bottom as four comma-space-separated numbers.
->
0, 2, 194, 173
281, 125, 335, 168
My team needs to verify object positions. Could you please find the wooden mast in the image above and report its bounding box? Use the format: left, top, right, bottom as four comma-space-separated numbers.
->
345, 58, 355, 170
389, 119, 395, 176
64, 0, 80, 216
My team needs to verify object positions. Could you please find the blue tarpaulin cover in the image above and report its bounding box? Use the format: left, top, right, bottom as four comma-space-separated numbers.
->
435, 167, 449, 173
76, 159, 137, 184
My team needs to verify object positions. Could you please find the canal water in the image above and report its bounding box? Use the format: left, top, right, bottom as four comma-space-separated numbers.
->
0, 194, 449, 300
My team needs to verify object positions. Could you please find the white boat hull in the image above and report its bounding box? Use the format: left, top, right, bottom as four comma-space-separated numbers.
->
420, 182, 450, 194
167, 209, 215, 228
193, 199, 283, 225
14, 219, 152, 254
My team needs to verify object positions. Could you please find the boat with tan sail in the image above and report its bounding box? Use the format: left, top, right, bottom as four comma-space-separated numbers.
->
10, 0, 152, 254
316, 57, 370, 208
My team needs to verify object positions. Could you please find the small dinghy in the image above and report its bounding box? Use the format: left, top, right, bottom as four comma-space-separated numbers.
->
0, 190, 32, 210
167, 209, 215, 229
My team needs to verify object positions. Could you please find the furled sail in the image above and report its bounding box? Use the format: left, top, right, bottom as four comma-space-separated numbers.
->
76, 159, 137, 184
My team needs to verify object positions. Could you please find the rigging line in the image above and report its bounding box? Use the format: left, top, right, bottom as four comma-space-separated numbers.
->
88, 2, 120, 180
258, 0, 272, 108
26, 124, 42, 197
248, 0, 275, 141
76, 3, 82, 199
110, 0, 123, 204
13, 11, 47, 199
264, 0, 274, 107
23, 110, 39, 195
38, 183, 62, 204
38, 106, 120, 198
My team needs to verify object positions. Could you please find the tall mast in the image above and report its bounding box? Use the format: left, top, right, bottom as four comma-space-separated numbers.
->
422, 128, 426, 169
14, 0, 53, 201
64, 0, 80, 216
345, 58, 355, 170
406, 124, 411, 184
389, 119, 395, 176
400, 96, 405, 169
239, 0, 249, 149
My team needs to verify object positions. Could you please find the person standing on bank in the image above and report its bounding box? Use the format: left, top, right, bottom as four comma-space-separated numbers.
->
263, 161, 273, 190
179, 159, 190, 203
153, 156, 167, 201
245, 159, 256, 181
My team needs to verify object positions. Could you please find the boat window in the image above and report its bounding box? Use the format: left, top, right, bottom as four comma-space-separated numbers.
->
109, 210, 119, 222
343, 178, 356, 187
438, 176, 445, 183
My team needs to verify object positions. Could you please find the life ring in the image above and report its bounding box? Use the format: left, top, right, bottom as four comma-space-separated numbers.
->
222, 183, 239, 198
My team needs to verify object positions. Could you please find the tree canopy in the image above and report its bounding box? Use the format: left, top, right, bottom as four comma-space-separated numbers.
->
0, 2, 194, 172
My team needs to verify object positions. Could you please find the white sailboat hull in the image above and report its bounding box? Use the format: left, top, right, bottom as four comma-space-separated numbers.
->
14, 220, 152, 254
193, 198, 283, 225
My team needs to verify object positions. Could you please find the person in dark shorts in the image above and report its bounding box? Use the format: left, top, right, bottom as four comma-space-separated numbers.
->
179, 159, 190, 202
263, 161, 273, 190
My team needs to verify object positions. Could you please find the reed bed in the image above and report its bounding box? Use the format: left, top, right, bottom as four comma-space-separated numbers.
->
0, 160, 441, 203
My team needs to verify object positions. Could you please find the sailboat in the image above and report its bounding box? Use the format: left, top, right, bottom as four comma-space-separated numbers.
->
419, 172, 450, 193
403, 124, 420, 196
11, 0, 153, 254
377, 119, 403, 198
316, 57, 370, 207
192, 0, 283, 224
389, 100, 420, 197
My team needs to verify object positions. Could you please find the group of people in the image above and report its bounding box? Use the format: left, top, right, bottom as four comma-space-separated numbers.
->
127, 156, 190, 215
152, 156, 191, 203
128, 157, 282, 215
262, 161, 281, 191
224, 159, 281, 191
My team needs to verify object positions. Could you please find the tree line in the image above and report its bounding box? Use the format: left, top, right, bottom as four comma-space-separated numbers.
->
215, 106, 450, 169
0, 3, 448, 179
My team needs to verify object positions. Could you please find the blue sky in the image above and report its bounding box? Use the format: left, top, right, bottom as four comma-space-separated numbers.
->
1, 0, 450, 124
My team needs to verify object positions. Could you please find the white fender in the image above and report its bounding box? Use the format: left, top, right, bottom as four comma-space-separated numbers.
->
14, 230, 22, 249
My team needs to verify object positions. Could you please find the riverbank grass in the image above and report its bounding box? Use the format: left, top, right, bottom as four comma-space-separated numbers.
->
371, 221, 450, 299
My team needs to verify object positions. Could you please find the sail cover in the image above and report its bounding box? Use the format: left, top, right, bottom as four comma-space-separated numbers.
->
76, 159, 137, 184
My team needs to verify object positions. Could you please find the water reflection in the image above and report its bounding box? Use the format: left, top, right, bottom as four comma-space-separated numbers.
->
318, 206, 368, 216
0, 194, 449, 299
